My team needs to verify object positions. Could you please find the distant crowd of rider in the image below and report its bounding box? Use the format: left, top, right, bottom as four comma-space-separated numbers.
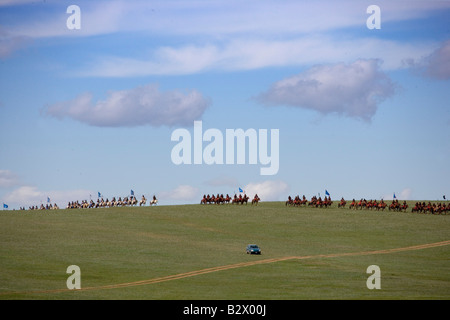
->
14, 194, 450, 214
16, 194, 158, 211
286, 195, 332, 208
285, 195, 449, 214
412, 201, 450, 214
66, 195, 158, 209
200, 193, 260, 205
19, 203, 59, 211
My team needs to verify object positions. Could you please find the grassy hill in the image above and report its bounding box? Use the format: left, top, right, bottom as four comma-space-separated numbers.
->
0, 201, 449, 300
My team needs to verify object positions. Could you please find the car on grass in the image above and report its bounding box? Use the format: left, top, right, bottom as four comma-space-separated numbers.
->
246, 244, 261, 255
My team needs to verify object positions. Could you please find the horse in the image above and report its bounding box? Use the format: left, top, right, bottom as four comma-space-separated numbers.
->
130, 196, 138, 206
117, 197, 125, 206
215, 194, 224, 204
358, 199, 367, 210
389, 200, 400, 212
313, 196, 324, 208
292, 195, 301, 206
338, 198, 347, 208
400, 201, 408, 212
323, 196, 333, 208
412, 202, 422, 213
150, 195, 158, 206
377, 200, 387, 211
252, 194, 260, 205
286, 196, 294, 206
348, 199, 357, 210
140, 196, 147, 206
309, 196, 318, 207
299, 195, 308, 206
232, 194, 249, 205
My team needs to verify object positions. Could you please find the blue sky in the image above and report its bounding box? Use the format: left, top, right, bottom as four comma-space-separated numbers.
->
1, 0, 449, 208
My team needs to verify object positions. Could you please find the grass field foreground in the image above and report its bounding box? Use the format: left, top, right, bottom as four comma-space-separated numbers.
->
0, 201, 449, 299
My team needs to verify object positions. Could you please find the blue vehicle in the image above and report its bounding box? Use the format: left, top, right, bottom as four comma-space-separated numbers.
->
246, 244, 261, 255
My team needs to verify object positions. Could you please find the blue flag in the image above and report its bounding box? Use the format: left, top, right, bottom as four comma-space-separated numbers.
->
3, 203, 8, 209
131, 189, 134, 196
393, 193, 396, 199
47, 197, 50, 203
98, 192, 101, 198
239, 188, 243, 193
325, 190, 330, 196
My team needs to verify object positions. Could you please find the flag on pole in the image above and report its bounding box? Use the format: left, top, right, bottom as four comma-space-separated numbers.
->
325, 190, 330, 196
3, 203, 8, 209
131, 190, 134, 196
239, 187, 243, 193
98, 192, 101, 198
393, 193, 396, 199
47, 197, 51, 203
444, 195, 446, 200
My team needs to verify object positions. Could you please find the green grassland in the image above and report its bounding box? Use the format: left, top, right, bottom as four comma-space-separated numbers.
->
0, 201, 449, 300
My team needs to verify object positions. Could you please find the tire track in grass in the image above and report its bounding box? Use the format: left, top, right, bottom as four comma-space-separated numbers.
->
2, 239, 449, 296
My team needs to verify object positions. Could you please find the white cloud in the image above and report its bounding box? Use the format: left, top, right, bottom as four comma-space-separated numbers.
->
407, 40, 450, 80
0, 0, 38, 6
243, 180, 289, 201
0, 170, 19, 188
3, 1, 126, 39
80, 45, 221, 77
0, 28, 31, 59
5, 1, 449, 38
159, 185, 200, 201
257, 59, 396, 121
383, 188, 413, 201
44, 84, 210, 127
1, 1, 440, 70
78, 36, 435, 77
399, 188, 413, 200
2, 186, 93, 208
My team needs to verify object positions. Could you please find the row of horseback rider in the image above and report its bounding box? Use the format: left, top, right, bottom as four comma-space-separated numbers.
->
286, 196, 402, 211
20, 203, 59, 211
200, 193, 261, 205
285, 195, 332, 208
286, 196, 449, 214
66, 195, 158, 209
